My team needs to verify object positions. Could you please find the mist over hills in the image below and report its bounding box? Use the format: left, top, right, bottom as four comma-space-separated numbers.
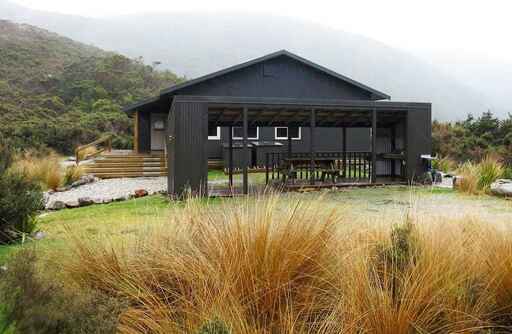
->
0, 0, 504, 120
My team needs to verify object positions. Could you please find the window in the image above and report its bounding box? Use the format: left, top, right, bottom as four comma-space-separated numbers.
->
153, 120, 165, 130
208, 126, 220, 140
275, 127, 301, 140
232, 126, 259, 140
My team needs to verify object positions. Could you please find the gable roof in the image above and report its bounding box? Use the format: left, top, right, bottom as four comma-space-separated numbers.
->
161, 50, 390, 99
123, 50, 391, 113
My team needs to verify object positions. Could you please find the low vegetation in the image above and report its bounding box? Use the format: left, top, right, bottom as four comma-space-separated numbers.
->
433, 111, 512, 164
10, 150, 84, 190
455, 155, 503, 195
0, 20, 183, 154
2, 191, 512, 333
0, 142, 43, 244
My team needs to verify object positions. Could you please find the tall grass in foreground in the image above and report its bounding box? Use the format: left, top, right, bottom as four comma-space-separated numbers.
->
53, 194, 512, 333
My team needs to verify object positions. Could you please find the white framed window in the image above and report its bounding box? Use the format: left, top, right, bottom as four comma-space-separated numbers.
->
208, 126, 221, 140
275, 127, 301, 140
232, 126, 259, 140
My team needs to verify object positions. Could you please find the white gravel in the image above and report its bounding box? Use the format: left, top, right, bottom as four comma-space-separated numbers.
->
47, 177, 168, 204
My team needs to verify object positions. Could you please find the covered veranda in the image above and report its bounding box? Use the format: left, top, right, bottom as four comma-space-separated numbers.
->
167, 96, 431, 197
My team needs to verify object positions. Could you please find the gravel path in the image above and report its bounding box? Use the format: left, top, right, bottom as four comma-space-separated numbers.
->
46, 177, 168, 206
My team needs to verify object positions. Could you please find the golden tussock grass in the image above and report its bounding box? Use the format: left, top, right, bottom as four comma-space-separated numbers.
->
12, 150, 63, 190
58, 193, 512, 333
456, 155, 503, 195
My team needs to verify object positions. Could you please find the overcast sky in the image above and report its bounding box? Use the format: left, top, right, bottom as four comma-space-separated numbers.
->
10, 0, 512, 64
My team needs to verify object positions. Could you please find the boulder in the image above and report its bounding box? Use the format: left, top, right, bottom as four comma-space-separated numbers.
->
103, 198, 113, 204
56, 186, 71, 192
113, 195, 127, 202
65, 200, 80, 208
71, 179, 88, 188
47, 200, 66, 210
78, 197, 94, 207
134, 189, 148, 198
92, 198, 104, 205
491, 179, 512, 197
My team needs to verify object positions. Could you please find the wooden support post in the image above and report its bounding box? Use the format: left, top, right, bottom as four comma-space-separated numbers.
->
228, 125, 233, 189
242, 107, 249, 194
342, 127, 347, 179
134, 110, 139, 153
309, 109, 316, 185
390, 124, 396, 177
371, 108, 377, 183
287, 132, 292, 158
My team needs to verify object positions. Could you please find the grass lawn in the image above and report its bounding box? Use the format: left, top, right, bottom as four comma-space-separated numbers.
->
1, 185, 511, 266
1, 185, 511, 267
2, 185, 512, 332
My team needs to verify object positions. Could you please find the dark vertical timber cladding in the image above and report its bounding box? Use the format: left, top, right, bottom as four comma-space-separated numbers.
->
138, 111, 151, 153
371, 108, 377, 183
168, 101, 208, 196
406, 106, 432, 181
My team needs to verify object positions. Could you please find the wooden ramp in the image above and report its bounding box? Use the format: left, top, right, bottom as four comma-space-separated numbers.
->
82, 152, 167, 179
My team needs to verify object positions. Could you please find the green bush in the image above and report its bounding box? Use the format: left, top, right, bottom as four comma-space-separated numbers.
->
197, 318, 231, 334
0, 144, 43, 244
0, 249, 124, 333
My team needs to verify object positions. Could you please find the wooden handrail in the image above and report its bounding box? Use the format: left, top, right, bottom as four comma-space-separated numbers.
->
75, 134, 112, 164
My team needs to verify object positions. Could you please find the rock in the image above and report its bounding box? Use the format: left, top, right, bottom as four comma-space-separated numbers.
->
134, 189, 148, 198
78, 197, 94, 207
71, 179, 88, 188
113, 195, 127, 202
47, 200, 65, 210
92, 198, 104, 204
103, 198, 113, 204
56, 186, 70, 192
65, 200, 80, 208
491, 179, 512, 196
0, 265, 7, 272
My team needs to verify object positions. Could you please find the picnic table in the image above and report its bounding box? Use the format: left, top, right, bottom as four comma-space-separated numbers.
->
279, 157, 343, 184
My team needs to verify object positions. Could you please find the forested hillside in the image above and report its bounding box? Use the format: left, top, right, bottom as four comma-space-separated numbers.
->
0, 20, 183, 153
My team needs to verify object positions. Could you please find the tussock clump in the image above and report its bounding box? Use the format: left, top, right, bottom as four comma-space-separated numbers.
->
12, 150, 63, 190
456, 155, 503, 195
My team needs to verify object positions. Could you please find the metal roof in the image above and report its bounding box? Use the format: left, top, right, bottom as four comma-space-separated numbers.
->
160, 50, 390, 99
124, 50, 391, 112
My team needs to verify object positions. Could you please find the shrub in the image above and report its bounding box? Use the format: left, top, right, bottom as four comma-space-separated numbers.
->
63, 164, 84, 186
12, 150, 63, 190
477, 155, 503, 191
455, 155, 503, 195
432, 156, 457, 173
0, 171, 42, 244
456, 161, 480, 194
0, 249, 124, 333
0, 146, 43, 244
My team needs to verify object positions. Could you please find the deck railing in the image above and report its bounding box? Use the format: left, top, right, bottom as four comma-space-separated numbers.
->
265, 151, 372, 185
75, 134, 112, 164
